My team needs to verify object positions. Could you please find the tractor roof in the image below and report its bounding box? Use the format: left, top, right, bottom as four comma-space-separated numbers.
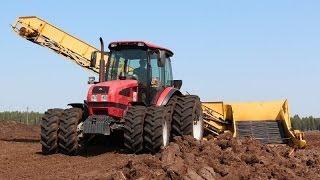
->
108, 41, 173, 57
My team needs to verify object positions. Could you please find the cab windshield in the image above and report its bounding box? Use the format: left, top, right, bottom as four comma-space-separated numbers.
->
106, 49, 148, 82
106, 48, 173, 87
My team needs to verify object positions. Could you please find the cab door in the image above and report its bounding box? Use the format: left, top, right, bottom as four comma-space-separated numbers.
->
149, 52, 173, 104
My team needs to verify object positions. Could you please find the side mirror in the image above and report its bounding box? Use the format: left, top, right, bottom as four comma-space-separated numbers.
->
173, 80, 182, 89
157, 50, 166, 67
90, 51, 97, 67
88, 76, 96, 84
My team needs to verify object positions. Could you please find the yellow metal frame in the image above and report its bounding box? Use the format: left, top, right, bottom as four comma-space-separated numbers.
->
202, 100, 306, 148
12, 16, 106, 74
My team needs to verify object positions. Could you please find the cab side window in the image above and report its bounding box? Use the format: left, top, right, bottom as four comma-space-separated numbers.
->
149, 52, 173, 87
150, 53, 164, 88
164, 57, 173, 86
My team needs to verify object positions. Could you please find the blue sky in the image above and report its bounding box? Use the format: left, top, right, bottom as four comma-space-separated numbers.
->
0, 1, 319, 117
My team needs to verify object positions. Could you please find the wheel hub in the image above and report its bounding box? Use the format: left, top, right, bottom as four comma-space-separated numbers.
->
163, 120, 169, 147
193, 114, 203, 140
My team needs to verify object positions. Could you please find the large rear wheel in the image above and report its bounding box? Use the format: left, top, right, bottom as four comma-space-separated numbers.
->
58, 108, 83, 155
172, 95, 204, 140
144, 106, 170, 153
165, 95, 178, 126
123, 106, 146, 154
40, 108, 64, 155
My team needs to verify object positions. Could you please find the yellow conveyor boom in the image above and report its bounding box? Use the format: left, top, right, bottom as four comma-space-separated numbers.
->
12, 16, 104, 74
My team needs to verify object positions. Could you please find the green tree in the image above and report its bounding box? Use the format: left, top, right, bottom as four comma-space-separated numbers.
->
291, 115, 320, 131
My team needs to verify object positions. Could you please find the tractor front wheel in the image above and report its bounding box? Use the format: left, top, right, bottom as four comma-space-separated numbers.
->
40, 108, 64, 155
58, 108, 83, 155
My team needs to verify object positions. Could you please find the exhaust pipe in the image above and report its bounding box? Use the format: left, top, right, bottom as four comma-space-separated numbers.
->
99, 37, 106, 82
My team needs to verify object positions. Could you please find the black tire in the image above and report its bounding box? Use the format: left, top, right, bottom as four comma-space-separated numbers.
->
144, 106, 170, 153
165, 95, 178, 124
58, 108, 83, 155
40, 108, 64, 155
123, 106, 146, 154
172, 95, 203, 140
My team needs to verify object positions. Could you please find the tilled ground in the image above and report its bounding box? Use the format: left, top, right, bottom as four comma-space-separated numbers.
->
0, 121, 319, 180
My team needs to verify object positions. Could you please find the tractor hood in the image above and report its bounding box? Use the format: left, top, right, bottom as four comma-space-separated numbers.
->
87, 80, 138, 102
86, 80, 139, 118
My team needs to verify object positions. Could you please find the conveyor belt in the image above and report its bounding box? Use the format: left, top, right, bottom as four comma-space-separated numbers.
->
236, 120, 288, 144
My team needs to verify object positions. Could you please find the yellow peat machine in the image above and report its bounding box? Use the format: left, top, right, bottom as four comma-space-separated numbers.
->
12, 16, 306, 148
203, 100, 306, 148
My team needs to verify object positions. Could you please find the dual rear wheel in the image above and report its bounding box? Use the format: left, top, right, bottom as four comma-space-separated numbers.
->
123, 106, 171, 154
123, 94, 203, 154
172, 95, 203, 140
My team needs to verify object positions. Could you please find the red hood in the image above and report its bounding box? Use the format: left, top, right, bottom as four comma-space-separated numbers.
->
86, 80, 139, 118
87, 80, 138, 101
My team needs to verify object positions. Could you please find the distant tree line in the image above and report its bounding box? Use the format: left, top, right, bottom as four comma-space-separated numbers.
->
0, 111, 319, 131
291, 115, 320, 131
0, 111, 43, 125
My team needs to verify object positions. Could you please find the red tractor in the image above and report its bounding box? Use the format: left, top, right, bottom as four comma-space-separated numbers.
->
41, 38, 203, 155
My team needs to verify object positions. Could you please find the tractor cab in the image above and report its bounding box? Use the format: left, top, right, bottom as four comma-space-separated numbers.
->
105, 41, 175, 105
87, 40, 182, 118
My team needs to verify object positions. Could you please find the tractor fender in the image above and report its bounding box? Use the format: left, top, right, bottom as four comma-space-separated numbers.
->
155, 87, 182, 106
68, 102, 89, 118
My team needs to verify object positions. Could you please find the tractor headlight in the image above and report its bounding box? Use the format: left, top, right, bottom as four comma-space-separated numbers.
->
101, 95, 107, 102
91, 95, 97, 102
